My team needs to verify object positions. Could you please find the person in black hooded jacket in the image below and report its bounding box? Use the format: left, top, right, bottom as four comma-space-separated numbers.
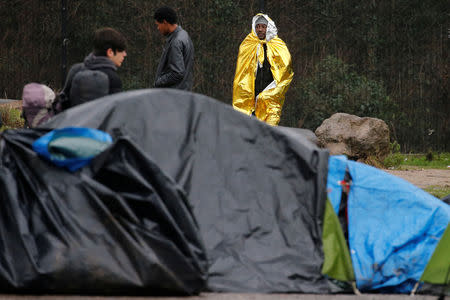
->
58, 27, 127, 110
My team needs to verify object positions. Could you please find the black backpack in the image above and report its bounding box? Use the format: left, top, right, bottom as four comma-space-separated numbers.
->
69, 66, 110, 107
54, 64, 110, 114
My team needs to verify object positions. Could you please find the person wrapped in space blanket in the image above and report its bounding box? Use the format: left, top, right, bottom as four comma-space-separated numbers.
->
232, 14, 293, 126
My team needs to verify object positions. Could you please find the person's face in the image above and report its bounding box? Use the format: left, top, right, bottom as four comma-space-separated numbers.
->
155, 20, 170, 36
255, 23, 267, 40
108, 49, 127, 67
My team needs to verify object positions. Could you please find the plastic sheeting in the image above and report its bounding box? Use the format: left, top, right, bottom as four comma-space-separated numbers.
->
327, 156, 450, 293
326, 155, 348, 213
42, 88, 341, 293
0, 129, 207, 295
32, 127, 112, 171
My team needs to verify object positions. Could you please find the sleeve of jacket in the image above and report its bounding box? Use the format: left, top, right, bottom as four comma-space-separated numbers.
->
154, 40, 185, 88
105, 70, 122, 94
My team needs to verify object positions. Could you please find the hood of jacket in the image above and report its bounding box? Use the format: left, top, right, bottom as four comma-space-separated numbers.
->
84, 53, 117, 71
252, 14, 277, 42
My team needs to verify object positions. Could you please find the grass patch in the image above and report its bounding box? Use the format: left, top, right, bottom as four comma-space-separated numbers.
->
0, 104, 24, 132
423, 186, 450, 199
383, 153, 404, 168
384, 152, 450, 169
402, 153, 450, 169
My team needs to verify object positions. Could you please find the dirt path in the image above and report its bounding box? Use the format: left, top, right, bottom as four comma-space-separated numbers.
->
0, 294, 439, 300
385, 168, 450, 188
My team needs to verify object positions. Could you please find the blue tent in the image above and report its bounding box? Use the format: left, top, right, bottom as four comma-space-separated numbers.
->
327, 155, 450, 293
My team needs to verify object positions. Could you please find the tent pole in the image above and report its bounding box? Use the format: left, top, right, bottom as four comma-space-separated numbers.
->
259, 0, 265, 13
61, 0, 68, 87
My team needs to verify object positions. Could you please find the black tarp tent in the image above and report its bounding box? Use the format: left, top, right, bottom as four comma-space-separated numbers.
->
0, 89, 344, 294
0, 130, 208, 295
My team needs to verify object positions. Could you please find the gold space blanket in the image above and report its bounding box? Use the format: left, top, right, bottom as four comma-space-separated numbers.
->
232, 31, 293, 125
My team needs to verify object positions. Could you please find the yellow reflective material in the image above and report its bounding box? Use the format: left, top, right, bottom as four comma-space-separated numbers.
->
232, 31, 293, 126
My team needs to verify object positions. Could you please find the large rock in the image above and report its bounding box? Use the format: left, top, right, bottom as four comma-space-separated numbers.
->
315, 113, 390, 163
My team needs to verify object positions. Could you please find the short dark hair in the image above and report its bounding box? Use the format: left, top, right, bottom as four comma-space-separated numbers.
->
93, 27, 127, 56
154, 6, 177, 24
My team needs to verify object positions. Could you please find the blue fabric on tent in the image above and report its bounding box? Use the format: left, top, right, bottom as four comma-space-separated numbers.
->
344, 159, 450, 293
327, 155, 348, 213
32, 127, 112, 171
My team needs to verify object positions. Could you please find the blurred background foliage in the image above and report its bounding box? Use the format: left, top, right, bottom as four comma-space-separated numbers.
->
0, 0, 448, 152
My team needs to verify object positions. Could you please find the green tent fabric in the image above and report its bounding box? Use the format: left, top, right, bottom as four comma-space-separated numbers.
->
420, 223, 450, 285
321, 198, 355, 282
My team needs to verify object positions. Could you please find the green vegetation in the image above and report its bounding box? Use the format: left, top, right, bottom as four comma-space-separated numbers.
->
384, 141, 449, 169
0, 105, 24, 132
383, 141, 404, 168
384, 152, 450, 170
383, 153, 404, 168
383, 143, 448, 200
401, 153, 450, 169
424, 186, 450, 200
1, 0, 448, 152
289, 56, 398, 131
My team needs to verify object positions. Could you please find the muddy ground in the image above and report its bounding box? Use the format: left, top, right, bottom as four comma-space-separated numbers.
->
385, 168, 449, 189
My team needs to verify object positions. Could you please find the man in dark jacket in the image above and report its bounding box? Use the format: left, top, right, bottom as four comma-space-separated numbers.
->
154, 6, 194, 91
59, 27, 127, 110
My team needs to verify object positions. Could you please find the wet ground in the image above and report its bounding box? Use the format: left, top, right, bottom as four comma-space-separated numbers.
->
386, 168, 450, 188
0, 294, 441, 300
